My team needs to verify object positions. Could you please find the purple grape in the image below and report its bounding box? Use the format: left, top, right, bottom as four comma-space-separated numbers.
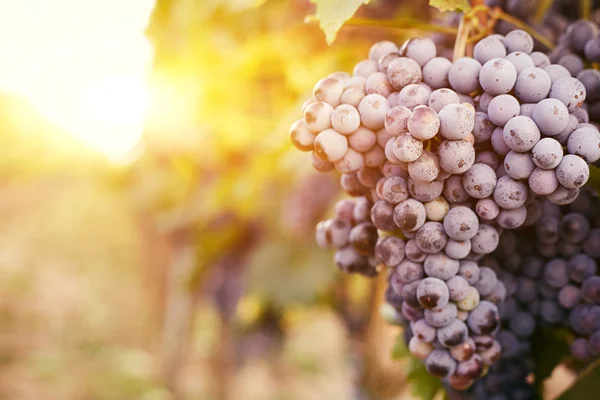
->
418, 277, 450, 310
423, 58, 453, 89
476, 199, 500, 221
387, 57, 422, 90
488, 94, 520, 126
504, 29, 534, 54
509, 311, 535, 338
474, 267, 499, 297
571, 337, 591, 361
582, 276, 600, 304
560, 213, 590, 243
445, 239, 471, 260
424, 253, 460, 280
583, 229, 600, 258
531, 137, 563, 170
413, 318, 437, 343
567, 126, 600, 163
399, 84, 430, 110
438, 103, 476, 140
416, 222, 448, 254
449, 57, 482, 94
425, 349, 457, 378
497, 206, 527, 229
349, 222, 378, 255
529, 168, 559, 195
467, 301, 500, 335
504, 151, 535, 180
568, 253, 597, 283
531, 98, 570, 136
437, 320, 469, 347
515, 67, 552, 103
502, 116, 540, 152
474, 36, 507, 64
558, 54, 584, 77
393, 198, 426, 232
494, 175, 528, 210
470, 224, 500, 254
400, 37, 437, 67
555, 154, 590, 189
458, 261, 480, 285
368, 41, 398, 61
409, 150, 440, 182
443, 206, 480, 241
443, 175, 470, 203
480, 58, 517, 95
437, 140, 476, 174
371, 200, 397, 231
558, 285, 581, 309
505, 51, 534, 73
375, 235, 405, 267
549, 77, 586, 112
447, 275, 470, 301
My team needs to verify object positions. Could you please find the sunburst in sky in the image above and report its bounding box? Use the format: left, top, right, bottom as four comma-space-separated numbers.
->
0, 0, 156, 161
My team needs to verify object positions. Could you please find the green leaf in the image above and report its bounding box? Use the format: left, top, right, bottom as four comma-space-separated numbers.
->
407, 357, 444, 400
429, 0, 471, 12
390, 333, 442, 399
308, 0, 370, 45
587, 164, 600, 190
557, 359, 600, 400
532, 327, 570, 391
391, 331, 410, 360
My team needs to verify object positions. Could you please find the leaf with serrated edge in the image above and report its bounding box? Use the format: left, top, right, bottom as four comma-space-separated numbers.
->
309, 0, 370, 45
429, 0, 471, 12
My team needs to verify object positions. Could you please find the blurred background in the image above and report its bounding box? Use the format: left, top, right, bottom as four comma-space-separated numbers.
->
0, 1, 446, 399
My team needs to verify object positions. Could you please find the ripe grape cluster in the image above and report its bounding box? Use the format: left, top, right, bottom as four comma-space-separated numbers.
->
545, 18, 600, 124
486, 189, 600, 364
289, 27, 600, 391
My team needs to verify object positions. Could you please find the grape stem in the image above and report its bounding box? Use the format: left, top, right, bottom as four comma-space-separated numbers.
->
341, 18, 458, 35
453, 15, 471, 61
492, 8, 555, 50
532, 0, 554, 24
582, 0, 592, 20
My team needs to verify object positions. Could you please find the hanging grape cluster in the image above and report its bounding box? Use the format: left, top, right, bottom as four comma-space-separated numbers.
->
289, 24, 600, 392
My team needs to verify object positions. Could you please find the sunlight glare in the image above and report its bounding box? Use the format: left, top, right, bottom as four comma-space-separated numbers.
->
0, 0, 156, 162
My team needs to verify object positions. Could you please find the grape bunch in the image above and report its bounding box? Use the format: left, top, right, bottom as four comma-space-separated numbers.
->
288, 26, 600, 391
545, 18, 600, 124
485, 189, 600, 365
316, 197, 379, 277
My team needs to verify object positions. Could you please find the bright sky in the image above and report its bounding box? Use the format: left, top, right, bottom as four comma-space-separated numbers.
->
0, 0, 156, 161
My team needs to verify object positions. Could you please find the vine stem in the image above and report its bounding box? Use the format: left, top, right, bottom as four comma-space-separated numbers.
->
532, 0, 554, 24
341, 18, 458, 35
582, 0, 592, 20
494, 9, 555, 50
453, 15, 471, 61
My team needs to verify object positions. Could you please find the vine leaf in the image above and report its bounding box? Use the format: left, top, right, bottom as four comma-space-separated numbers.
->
391, 332, 410, 360
391, 335, 443, 400
557, 359, 600, 399
308, 0, 370, 45
532, 327, 570, 391
407, 357, 444, 400
588, 164, 600, 190
429, 0, 471, 12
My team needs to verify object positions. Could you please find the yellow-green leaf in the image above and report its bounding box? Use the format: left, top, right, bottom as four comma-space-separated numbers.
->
429, 0, 471, 12
308, 0, 370, 45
